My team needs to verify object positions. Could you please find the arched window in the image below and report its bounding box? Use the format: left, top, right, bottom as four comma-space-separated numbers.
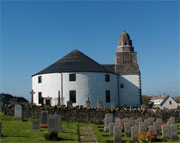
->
169, 100, 172, 105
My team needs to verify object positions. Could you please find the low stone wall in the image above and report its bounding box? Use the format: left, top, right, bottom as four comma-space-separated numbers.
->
3, 104, 180, 124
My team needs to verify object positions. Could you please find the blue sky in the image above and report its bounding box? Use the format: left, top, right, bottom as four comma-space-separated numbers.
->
1, 1, 179, 101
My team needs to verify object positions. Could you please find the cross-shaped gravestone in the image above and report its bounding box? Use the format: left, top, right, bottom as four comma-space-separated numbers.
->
30, 90, 35, 104
32, 120, 40, 131
14, 104, 22, 120
113, 126, 121, 143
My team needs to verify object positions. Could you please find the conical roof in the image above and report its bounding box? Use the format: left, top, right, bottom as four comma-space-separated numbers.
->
33, 49, 114, 76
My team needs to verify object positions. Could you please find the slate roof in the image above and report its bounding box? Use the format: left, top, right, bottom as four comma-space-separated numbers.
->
33, 49, 115, 76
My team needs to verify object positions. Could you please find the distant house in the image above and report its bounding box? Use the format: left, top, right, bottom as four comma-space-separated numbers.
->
175, 96, 180, 106
150, 95, 178, 109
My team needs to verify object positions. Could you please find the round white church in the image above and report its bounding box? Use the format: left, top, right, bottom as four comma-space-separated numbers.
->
32, 31, 142, 108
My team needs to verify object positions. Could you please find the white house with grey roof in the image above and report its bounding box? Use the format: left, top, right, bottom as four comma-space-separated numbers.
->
32, 31, 142, 108
150, 95, 178, 109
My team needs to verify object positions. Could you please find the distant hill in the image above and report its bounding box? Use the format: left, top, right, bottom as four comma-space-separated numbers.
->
0, 93, 29, 105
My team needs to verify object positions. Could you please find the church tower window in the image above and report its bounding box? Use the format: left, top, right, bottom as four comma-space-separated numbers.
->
120, 84, 124, 88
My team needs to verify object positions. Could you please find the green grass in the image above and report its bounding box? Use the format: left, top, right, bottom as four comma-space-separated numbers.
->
0, 114, 79, 143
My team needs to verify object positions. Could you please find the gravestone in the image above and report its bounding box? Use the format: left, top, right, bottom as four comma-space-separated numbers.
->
86, 100, 90, 108
122, 118, 129, 123
139, 122, 146, 132
97, 100, 103, 108
162, 125, 170, 141
115, 118, 121, 124
48, 115, 62, 132
149, 125, 157, 136
109, 123, 117, 136
144, 119, 148, 126
131, 126, 138, 142
124, 122, 131, 137
41, 110, 48, 125
0, 122, 1, 137
167, 120, 175, 125
104, 113, 113, 131
32, 120, 40, 131
67, 101, 72, 107
111, 103, 115, 110
113, 126, 121, 143
14, 104, 22, 120
153, 121, 161, 136
148, 117, 154, 125
156, 118, 162, 124
170, 124, 178, 141
129, 118, 135, 126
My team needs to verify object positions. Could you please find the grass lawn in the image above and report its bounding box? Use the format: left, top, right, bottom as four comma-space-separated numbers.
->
1, 113, 180, 143
0, 114, 79, 143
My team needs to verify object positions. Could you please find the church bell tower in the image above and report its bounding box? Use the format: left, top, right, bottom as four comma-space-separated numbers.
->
115, 31, 139, 73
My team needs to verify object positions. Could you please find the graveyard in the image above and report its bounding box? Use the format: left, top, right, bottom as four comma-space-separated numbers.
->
1, 104, 180, 142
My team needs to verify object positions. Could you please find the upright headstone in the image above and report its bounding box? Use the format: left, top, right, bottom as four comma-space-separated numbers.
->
149, 125, 157, 136
48, 115, 62, 132
109, 123, 117, 136
86, 100, 90, 108
129, 118, 135, 126
139, 122, 146, 132
153, 121, 161, 136
97, 100, 103, 108
104, 113, 113, 131
122, 118, 129, 123
113, 126, 121, 143
111, 103, 115, 110
67, 101, 72, 107
41, 110, 48, 125
131, 126, 138, 142
148, 117, 154, 125
170, 124, 178, 141
156, 118, 162, 124
14, 104, 22, 120
124, 122, 131, 137
162, 125, 170, 141
32, 120, 40, 131
115, 118, 121, 124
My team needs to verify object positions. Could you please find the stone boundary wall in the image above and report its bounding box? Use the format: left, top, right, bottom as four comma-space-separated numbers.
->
3, 104, 180, 124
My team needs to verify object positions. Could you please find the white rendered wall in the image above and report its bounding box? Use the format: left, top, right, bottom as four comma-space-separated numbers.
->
62, 72, 118, 107
32, 72, 118, 107
32, 73, 61, 106
119, 74, 141, 107
161, 97, 178, 109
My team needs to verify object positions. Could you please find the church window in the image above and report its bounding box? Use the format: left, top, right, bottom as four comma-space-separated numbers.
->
38, 92, 42, 104
38, 76, 42, 83
169, 100, 172, 105
106, 90, 110, 103
70, 90, 76, 103
69, 74, 76, 81
120, 84, 124, 88
105, 74, 110, 82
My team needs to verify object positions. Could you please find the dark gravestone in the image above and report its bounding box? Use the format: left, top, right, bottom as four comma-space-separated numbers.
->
153, 121, 161, 136
41, 110, 48, 125
48, 115, 62, 132
162, 125, 170, 141
14, 105, 22, 120
67, 101, 72, 107
32, 120, 40, 131
131, 126, 138, 142
170, 124, 178, 141
124, 122, 131, 137
113, 126, 121, 143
